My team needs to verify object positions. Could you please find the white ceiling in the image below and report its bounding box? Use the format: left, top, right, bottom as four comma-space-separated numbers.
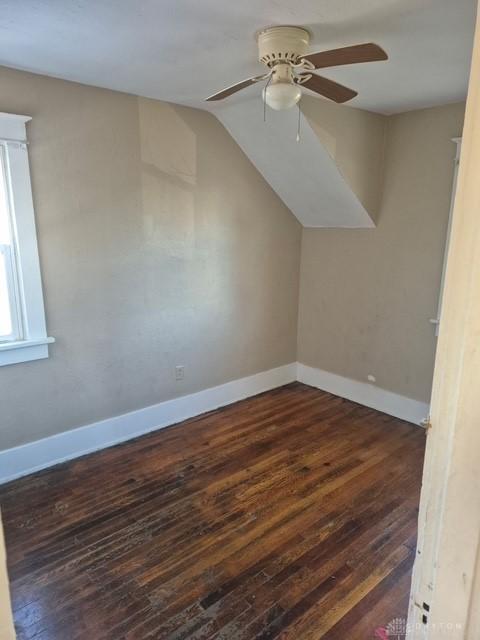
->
0, 0, 476, 115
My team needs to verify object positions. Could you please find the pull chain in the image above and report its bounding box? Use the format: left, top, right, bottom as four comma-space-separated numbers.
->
263, 73, 273, 122
296, 103, 301, 142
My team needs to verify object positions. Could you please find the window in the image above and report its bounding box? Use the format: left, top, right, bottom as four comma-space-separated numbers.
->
0, 147, 22, 342
0, 113, 53, 366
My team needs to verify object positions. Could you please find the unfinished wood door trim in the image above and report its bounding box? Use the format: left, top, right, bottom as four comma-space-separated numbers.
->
407, 6, 480, 638
0, 517, 15, 640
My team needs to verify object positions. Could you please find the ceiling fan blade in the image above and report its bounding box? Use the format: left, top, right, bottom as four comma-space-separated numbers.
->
299, 73, 358, 103
205, 75, 267, 101
302, 43, 388, 70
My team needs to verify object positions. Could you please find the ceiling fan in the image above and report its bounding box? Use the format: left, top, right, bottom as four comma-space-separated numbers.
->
205, 26, 388, 111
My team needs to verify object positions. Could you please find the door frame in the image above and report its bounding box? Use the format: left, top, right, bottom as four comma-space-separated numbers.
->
407, 6, 480, 638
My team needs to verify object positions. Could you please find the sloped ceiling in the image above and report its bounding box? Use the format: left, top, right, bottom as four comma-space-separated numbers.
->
213, 96, 386, 227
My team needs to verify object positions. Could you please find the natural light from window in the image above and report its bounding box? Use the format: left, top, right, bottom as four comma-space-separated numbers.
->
0, 149, 15, 341
0, 112, 53, 366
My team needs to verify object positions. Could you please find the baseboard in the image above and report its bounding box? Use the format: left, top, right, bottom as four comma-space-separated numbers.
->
0, 361, 429, 484
0, 363, 297, 484
296, 363, 429, 426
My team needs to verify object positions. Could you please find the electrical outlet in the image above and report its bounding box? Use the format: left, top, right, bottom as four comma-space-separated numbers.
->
175, 365, 184, 381
367, 374, 376, 383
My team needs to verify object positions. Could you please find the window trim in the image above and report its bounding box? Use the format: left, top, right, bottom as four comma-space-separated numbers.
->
0, 112, 54, 366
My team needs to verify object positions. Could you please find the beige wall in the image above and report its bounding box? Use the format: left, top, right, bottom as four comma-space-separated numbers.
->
297, 102, 465, 403
0, 63, 465, 453
0, 66, 301, 451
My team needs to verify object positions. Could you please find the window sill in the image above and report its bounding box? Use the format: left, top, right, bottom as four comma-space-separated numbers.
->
0, 336, 55, 366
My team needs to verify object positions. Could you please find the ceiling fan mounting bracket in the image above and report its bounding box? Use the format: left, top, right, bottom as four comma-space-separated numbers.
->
257, 26, 310, 67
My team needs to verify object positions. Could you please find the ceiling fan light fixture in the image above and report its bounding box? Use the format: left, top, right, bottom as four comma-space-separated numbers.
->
205, 25, 388, 107
263, 82, 302, 110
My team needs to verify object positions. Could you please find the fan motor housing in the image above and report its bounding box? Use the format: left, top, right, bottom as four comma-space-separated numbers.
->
257, 26, 310, 66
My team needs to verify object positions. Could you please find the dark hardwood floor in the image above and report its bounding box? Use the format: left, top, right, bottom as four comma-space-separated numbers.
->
0, 382, 426, 639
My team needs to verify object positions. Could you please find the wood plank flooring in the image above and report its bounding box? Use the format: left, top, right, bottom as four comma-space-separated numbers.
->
0, 382, 426, 639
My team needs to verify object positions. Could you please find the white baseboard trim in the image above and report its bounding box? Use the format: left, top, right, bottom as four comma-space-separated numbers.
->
0, 363, 297, 484
0, 361, 429, 484
296, 363, 429, 426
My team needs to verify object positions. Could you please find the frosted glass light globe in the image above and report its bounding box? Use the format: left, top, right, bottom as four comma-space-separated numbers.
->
263, 82, 302, 110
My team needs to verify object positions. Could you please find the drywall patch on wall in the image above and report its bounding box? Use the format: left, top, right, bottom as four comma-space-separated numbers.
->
0, 363, 296, 484
297, 363, 429, 425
